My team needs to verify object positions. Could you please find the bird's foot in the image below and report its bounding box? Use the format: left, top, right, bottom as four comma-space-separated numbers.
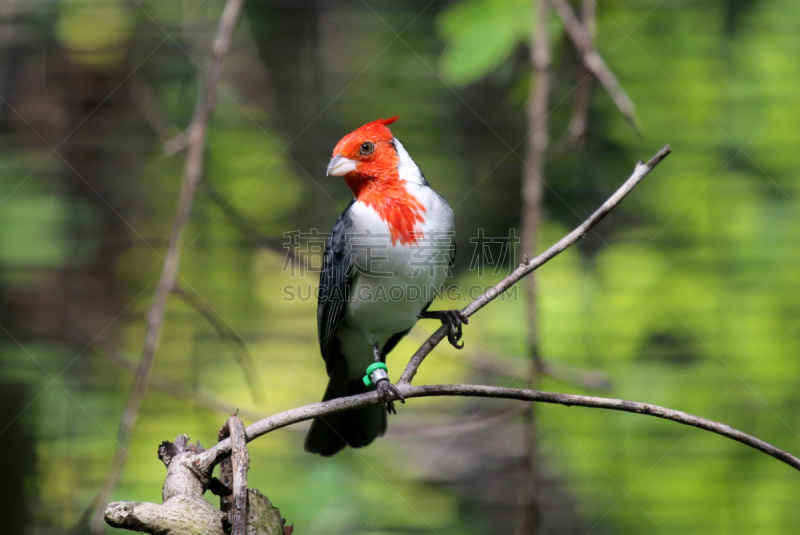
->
376, 379, 405, 415
423, 310, 469, 349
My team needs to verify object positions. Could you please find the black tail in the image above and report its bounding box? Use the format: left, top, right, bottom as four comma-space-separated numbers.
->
304, 357, 387, 456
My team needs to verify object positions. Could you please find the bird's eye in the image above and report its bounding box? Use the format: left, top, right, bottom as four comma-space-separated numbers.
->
360, 141, 375, 155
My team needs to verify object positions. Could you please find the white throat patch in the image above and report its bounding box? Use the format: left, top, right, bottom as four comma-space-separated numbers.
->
392, 138, 425, 185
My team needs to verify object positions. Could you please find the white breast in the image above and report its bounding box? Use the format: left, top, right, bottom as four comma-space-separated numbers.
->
339, 184, 454, 376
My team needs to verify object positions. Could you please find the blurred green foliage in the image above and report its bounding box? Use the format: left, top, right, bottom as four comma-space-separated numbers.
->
0, 0, 799, 534
437, 0, 533, 86
56, 0, 132, 67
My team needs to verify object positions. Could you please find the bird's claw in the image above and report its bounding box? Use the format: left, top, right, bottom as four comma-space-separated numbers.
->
441, 310, 469, 349
376, 379, 405, 415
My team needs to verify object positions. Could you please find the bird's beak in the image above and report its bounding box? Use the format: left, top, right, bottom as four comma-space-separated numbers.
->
326, 154, 357, 176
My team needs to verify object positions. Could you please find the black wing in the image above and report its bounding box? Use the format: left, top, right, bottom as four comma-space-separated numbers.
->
317, 200, 355, 375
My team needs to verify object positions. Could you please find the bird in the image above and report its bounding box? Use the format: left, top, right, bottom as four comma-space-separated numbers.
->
304, 117, 468, 456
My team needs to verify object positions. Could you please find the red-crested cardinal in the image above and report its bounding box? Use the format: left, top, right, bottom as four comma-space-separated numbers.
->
304, 117, 468, 456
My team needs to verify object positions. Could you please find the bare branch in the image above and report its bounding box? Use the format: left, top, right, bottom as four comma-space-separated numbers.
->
90, 333, 265, 421
546, 0, 640, 132
128, 72, 186, 154
391, 406, 526, 439
521, 0, 551, 257
520, 0, 552, 526
522, 0, 550, 360
199, 382, 800, 473
201, 179, 286, 253
535, 358, 612, 390
90, 1, 245, 531
553, 0, 597, 151
466, 351, 611, 391
399, 145, 672, 385
172, 282, 264, 401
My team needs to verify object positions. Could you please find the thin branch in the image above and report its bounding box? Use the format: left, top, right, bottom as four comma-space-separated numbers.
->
399, 145, 672, 385
391, 405, 526, 439
411, 330, 612, 390
201, 179, 286, 253
520, 0, 551, 527
92, 334, 265, 421
128, 72, 187, 155
172, 282, 264, 402
522, 0, 550, 367
90, 1, 245, 531
203, 179, 322, 276
521, 0, 550, 260
535, 358, 612, 390
553, 0, 597, 152
199, 383, 800, 473
466, 351, 611, 391
546, 0, 640, 132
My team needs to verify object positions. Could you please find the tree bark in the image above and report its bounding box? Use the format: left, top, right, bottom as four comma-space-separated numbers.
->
105, 434, 286, 535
